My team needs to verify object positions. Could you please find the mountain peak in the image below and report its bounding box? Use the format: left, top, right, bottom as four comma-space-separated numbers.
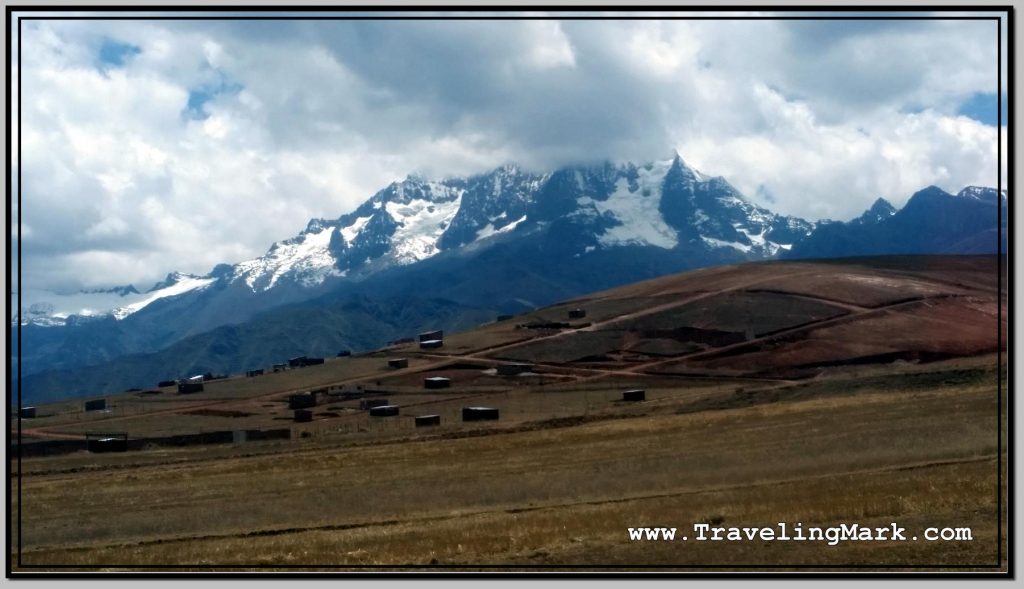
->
303, 217, 333, 235
958, 185, 1006, 204
79, 284, 140, 297
666, 152, 707, 183
869, 196, 895, 210
148, 271, 202, 293
851, 197, 896, 226
911, 185, 953, 199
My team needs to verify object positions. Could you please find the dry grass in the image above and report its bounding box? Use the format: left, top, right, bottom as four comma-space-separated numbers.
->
11, 367, 1004, 571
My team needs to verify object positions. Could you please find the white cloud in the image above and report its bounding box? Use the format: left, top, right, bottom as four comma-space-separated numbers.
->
523, 21, 576, 69
678, 84, 1003, 220
13, 15, 1006, 292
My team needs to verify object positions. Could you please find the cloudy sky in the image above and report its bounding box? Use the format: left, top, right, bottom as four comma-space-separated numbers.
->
12, 11, 1007, 292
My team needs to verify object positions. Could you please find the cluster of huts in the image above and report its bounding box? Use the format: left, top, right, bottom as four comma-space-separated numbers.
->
153, 371, 232, 395
18, 396, 111, 420
268, 355, 327, 374
151, 349, 342, 394
30, 306, 646, 455
265, 352, 340, 374
386, 329, 445, 351
22, 383, 646, 456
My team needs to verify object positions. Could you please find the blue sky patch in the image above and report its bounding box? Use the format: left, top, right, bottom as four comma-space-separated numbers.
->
183, 71, 243, 121
957, 92, 1007, 126
97, 38, 141, 69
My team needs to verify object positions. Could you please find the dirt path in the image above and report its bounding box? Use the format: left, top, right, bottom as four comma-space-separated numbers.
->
627, 293, 969, 375
16, 271, 981, 441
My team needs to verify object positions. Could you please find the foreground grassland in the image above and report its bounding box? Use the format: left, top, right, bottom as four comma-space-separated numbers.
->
10, 257, 1007, 571
12, 359, 1006, 571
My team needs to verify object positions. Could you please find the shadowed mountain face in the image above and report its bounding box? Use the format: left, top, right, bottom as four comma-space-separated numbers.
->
16, 155, 1005, 400
785, 186, 1006, 259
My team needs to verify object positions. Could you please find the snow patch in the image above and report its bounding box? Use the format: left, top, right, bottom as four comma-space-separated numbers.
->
734, 225, 766, 247
21, 277, 216, 325
340, 216, 371, 244
385, 196, 462, 264
578, 159, 678, 249
112, 276, 217, 319
233, 226, 343, 291
702, 236, 751, 253
475, 215, 526, 241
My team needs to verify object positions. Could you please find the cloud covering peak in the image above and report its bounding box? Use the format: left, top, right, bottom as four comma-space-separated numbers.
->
13, 13, 1006, 291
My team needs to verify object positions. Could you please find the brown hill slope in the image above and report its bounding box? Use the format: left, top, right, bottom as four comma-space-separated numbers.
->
16, 255, 1004, 443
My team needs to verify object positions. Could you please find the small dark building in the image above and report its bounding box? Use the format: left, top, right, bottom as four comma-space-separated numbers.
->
289, 356, 308, 368
415, 414, 441, 427
86, 433, 128, 453
178, 381, 204, 394
337, 350, 352, 357
623, 389, 646, 402
304, 357, 325, 366
246, 369, 264, 377
496, 363, 533, 376
84, 399, 107, 412
293, 409, 313, 423
157, 380, 177, 388
424, 377, 451, 389
20, 407, 36, 419
419, 329, 444, 342
388, 358, 409, 369
462, 406, 500, 421
419, 339, 444, 350
496, 314, 514, 322
369, 405, 400, 417
569, 308, 587, 319
359, 398, 389, 410
288, 393, 317, 410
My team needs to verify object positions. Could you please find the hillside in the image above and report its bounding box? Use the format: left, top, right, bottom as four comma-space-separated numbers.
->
19, 295, 496, 405
16, 254, 1005, 436
11, 254, 1007, 570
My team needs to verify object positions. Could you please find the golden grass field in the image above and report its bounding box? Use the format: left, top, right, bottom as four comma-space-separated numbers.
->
9, 257, 1008, 572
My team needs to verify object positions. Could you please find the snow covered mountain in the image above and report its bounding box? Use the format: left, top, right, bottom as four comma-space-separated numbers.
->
20, 154, 812, 327
21, 156, 1005, 332
225, 164, 548, 291
217, 154, 811, 289
21, 273, 217, 326
16, 155, 1007, 399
